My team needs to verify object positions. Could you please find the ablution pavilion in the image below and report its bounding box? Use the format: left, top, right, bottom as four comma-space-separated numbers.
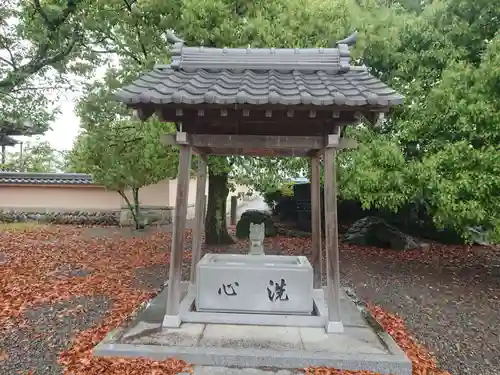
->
94, 32, 412, 375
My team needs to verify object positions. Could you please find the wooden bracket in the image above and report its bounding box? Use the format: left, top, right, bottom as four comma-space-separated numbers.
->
326, 134, 340, 148
175, 132, 188, 145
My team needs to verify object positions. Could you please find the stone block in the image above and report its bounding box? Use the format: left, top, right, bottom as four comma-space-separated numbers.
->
299, 326, 387, 354
196, 254, 313, 314
200, 324, 302, 350
249, 222, 265, 255
122, 321, 162, 341
125, 323, 204, 346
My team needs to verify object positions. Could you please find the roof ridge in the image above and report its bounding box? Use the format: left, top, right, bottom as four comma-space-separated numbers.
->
170, 45, 351, 73
0, 171, 92, 178
0, 172, 96, 186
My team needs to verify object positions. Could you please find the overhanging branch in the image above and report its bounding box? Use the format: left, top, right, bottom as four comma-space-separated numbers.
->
0, 0, 81, 92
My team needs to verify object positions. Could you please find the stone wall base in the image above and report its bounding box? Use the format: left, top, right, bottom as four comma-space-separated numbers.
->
0, 210, 120, 226
0, 204, 197, 227
119, 204, 196, 226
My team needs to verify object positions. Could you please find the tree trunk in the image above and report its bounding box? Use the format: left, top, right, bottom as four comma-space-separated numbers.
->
119, 189, 143, 230
205, 169, 234, 245
132, 188, 143, 230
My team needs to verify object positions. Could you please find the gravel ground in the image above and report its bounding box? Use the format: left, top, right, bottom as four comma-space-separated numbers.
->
133, 262, 191, 291
3, 219, 499, 375
208, 228, 500, 375
340, 251, 500, 375
0, 296, 111, 375
272, 218, 500, 375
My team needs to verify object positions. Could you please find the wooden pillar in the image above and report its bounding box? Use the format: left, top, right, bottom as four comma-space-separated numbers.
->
310, 155, 322, 289
190, 157, 207, 286
164, 143, 192, 327
204, 194, 208, 224
230, 196, 238, 225
323, 146, 343, 333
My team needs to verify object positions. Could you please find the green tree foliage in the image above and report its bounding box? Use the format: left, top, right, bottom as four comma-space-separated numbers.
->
0, 0, 92, 134
336, 1, 500, 242
416, 33, 500, 241
71, 69, 179, 229
68, 118, 178, 229
61, 0, 500, 242
0, 139, 65, 172
233, 0, 500, 242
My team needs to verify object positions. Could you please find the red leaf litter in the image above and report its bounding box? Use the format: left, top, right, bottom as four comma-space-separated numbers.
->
0, 225, 453, 375
305, 305, 452, 375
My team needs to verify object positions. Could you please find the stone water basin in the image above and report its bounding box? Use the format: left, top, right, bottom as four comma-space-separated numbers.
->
196, 254, 313, 315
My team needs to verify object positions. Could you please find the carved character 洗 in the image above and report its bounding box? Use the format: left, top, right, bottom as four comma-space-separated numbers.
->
267, 278, 289, 302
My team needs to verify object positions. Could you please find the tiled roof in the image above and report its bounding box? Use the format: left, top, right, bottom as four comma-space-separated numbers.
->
114, 66, 404, 107
0, 135, 19, 146
0, 120, 44, 136
114, 33, 403, 108
0, 172, 96, 185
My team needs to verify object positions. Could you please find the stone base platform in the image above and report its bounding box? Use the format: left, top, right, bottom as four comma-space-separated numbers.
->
93, 282, 411, 375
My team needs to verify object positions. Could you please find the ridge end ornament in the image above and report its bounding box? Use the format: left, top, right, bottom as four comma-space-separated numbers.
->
335, 30, 358, 47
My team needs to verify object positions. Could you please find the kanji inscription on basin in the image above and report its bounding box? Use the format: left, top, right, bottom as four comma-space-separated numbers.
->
196, 254, 313, 314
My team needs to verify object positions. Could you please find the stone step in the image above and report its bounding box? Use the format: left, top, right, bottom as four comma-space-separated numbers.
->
180, 367, 297, 375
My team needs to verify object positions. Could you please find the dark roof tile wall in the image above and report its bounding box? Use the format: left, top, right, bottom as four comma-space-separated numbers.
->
0, 172, 95, 185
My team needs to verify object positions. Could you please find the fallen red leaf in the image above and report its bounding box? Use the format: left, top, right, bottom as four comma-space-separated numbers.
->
0, 349, 8, 361
0, 226, 463, 374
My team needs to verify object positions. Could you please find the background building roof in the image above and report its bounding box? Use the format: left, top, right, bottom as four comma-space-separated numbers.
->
0, 172, 95, 186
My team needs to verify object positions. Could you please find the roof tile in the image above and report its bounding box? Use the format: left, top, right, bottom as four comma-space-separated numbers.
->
115, 67, 404, 107
171, 46, 349, 73
0, 172, 95, 185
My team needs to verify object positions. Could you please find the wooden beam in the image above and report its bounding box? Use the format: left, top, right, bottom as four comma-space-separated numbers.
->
310, 155, 323, 289
190, 157, 207, 287
162, 134, 357, 157
141, 102, 391, 112
309, 138, 357, 157
162, 133, 358, 150
195, 134, 326, 149
323, 146, 343, 331
202, 148, 313, 157
165, 144, 192, 325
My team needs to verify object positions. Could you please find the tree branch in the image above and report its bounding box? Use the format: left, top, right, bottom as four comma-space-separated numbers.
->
0, 1, 81, 92
7, 85, 62, 93
0, 29, 81, 91
122, 0, 148, 61
0, 55, 16, 70
32, 0, 77, 31
85, 40, 143, 65
0, 37, 18, 70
